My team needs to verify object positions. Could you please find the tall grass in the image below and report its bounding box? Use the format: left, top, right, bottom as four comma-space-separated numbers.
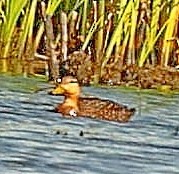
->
0, 0, 62, 73
17, 0, 37, 59
94, 0, 178, 73
101, 0, 133, 72
0, 0, 28, 72
0, 0, 178, 79
161, 0, 179, 66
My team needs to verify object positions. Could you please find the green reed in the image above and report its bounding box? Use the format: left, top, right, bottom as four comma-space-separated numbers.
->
0, 0, 178, 79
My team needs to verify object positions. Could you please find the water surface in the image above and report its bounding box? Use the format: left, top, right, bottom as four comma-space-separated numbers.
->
0, 75, 178, 174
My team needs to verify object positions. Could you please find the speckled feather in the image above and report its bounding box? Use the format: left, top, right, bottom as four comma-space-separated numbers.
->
55, 97, 135, 123
78, 97, 135, 122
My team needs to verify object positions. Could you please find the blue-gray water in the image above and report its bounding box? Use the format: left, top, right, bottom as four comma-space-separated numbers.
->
0, 75, 178, 174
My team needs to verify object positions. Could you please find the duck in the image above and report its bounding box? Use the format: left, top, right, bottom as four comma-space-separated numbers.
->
50, 76, 135, 123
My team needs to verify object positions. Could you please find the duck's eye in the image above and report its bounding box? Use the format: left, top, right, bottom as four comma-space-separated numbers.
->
70, 79, 78, 83
70, 81, 77, 84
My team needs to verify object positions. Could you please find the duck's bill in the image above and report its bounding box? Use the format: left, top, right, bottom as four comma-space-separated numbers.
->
50, 86, 65, 95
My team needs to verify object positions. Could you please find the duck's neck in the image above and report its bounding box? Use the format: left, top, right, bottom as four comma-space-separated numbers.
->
64, 94, 79, 111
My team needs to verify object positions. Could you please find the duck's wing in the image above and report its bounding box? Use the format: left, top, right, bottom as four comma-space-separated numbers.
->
78, 97, 135, 123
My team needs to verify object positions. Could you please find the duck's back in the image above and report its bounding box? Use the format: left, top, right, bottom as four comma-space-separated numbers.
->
78, 97, 135, 123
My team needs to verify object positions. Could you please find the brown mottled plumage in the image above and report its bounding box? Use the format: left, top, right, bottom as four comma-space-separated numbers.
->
51, 76, 135, 123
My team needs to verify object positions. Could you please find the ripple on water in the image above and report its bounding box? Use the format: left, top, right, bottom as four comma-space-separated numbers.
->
0, 76, 179, 174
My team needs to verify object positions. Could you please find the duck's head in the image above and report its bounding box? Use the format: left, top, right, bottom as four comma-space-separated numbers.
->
51, 76, 80, 97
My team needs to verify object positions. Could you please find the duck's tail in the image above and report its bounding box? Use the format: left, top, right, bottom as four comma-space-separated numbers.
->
130, 108, 136, 115
120, 107, 136, 123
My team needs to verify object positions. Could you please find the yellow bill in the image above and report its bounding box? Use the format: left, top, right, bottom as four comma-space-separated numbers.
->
51, 85, 65, 95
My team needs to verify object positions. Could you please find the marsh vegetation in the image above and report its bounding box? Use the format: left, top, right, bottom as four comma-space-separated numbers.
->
0, 0, 178, 87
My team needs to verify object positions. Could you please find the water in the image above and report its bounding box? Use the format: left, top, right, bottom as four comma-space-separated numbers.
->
0, 75, 178, 174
